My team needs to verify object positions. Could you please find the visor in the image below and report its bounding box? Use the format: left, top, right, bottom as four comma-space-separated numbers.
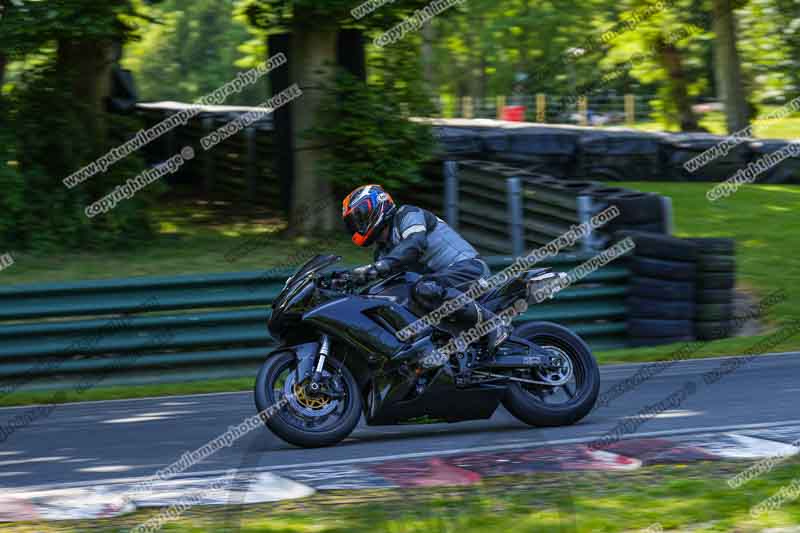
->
343, 199, 374, 236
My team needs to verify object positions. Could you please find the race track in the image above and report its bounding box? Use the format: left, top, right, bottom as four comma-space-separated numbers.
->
2, 352, 799, 494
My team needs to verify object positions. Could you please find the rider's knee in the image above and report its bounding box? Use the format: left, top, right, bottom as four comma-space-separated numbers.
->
412, 279, 444, 310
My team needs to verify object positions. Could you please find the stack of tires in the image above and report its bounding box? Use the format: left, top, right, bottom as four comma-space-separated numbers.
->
663, 133, 752, 182
618, 232, 699, 347
576, 129, 665, 181
688, 238, 737, 340
431, 126, 484, 159
748, 139, 800, 184
483, 126, 581, 178
597, 191, 669, 235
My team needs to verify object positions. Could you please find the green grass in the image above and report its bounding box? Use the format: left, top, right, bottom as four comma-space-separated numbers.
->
0, 199, 371, 286
5, 460, 800, 532
594, 182, 800, 364
617, 182, 800, 327
625, 106, 800, 139
0, 378, 254, 408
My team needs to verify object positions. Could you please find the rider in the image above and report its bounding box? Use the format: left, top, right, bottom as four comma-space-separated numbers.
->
342, 184, 509, 355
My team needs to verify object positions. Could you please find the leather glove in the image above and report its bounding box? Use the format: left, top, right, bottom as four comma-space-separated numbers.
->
352, 264, 379, 284
352, 261, 391, 284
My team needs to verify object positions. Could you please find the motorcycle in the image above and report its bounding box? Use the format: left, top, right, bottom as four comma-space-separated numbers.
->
255, 254, 600, 448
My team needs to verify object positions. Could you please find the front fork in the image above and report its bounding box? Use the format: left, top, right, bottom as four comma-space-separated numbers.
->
308, 334, 331, 393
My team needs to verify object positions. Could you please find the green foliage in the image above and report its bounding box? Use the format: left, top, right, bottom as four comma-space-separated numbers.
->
123, 0, 266, 105
0, 65, 158, 251
0, 131, 25, 247
429, 0, 623, 99
425, 0, 799, 127
311, 67, 435, 192
596, 1, 712, 128
0, 0, 147, 56
737, 0, 800, 103
0, 0, 165, 251
235, 0, 432, 32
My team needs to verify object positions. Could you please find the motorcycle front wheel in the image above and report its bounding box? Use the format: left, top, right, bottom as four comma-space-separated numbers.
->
255, 350, 362, 448
502, 321, 599, 427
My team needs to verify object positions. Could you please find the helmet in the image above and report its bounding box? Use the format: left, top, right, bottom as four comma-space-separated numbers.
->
342, 184, 396, 247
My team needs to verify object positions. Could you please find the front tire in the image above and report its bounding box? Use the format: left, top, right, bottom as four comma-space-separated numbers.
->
502, 322, 599, 427
255, 350, 362, 448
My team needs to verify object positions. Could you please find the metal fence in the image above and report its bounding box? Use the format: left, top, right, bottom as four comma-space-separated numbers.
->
434, 93, 659, 125
0, 256, 629, 393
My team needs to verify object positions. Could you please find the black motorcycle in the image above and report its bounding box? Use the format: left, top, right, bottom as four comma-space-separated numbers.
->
256, 254, 599, 448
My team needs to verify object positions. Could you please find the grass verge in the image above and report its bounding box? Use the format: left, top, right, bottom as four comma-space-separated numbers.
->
624, 106, 800, 139
0, 378, 254, 408
598, 182, 800, 363
0, 199, 371, 285
4, 460, 800, 532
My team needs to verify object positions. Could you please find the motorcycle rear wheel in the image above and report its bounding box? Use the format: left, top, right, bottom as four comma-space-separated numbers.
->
502, 321, 599, 426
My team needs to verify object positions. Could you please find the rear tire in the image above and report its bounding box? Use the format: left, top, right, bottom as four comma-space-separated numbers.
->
502, 322, 599, 427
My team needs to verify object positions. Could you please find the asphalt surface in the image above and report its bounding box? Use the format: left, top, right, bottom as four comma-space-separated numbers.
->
2, 351, 799, 491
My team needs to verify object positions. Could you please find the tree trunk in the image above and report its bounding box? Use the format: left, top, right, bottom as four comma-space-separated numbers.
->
465, 11, 483, 111
711, 0, 749, 132
0, 52, 6, 111
657, 40, 700, 131
479, 53, 487, 105
289, 23, 338, 235
421, 24, 435, 94
337, 29, 366, 81
0, 53, 6, 88
56, 38, 115, 148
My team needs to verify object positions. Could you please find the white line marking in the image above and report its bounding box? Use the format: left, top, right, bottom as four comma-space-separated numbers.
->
12, 418, 800, 493
0, 390, 250, 411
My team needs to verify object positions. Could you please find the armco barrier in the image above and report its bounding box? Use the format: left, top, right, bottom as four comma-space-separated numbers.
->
449, 160, 671, 256
0, 254, 629, 393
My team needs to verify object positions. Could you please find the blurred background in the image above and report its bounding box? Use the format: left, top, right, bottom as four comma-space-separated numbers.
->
2, 4, 800, 531
0, 0, 798, 393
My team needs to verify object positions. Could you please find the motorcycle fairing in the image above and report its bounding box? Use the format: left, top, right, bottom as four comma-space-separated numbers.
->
301, 296, 409, 361
366, 367, 504, 425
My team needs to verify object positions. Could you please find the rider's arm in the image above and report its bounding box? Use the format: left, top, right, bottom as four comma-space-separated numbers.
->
374, 208, 429, 275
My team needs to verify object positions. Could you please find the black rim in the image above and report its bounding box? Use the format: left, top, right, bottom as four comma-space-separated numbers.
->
267, 356, 353, 434
518, 333, 587, 407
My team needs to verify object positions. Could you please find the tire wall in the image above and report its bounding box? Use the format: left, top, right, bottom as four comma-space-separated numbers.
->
613, 232, 738, 347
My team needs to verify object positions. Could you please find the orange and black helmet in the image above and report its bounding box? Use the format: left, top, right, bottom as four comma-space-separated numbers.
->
342, 185, 396, 247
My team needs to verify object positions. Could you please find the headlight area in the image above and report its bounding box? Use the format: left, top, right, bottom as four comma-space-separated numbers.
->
268, 276, 315, 337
